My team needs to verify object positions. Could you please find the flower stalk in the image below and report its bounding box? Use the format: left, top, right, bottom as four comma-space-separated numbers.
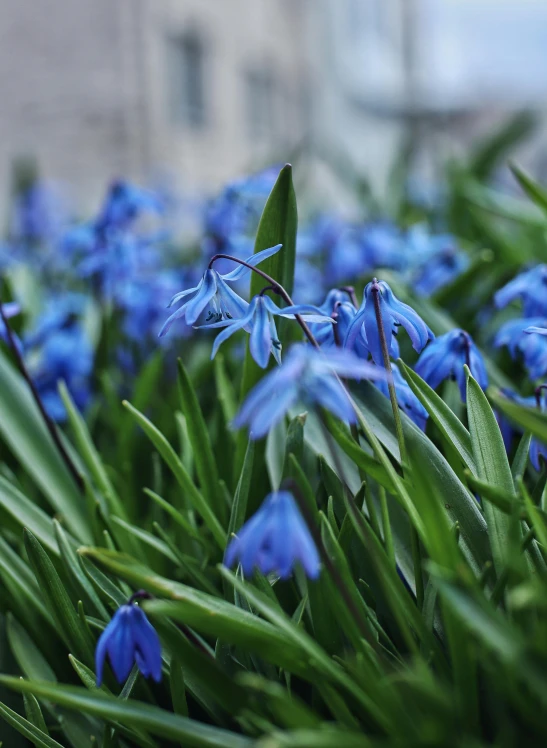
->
0, 299, 83, 491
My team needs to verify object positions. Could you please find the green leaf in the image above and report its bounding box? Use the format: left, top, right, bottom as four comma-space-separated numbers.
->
177, 359, 225, 524
0, 350, 87, 541
23, 691, 49, 735
489, 389, 547, 443
466, 370, 516, 575
220, 568, 390, 731
214, 354, 237, 426
354, 383, 489, 569
24, 529, 95, 666
468, 111, 536, 179
0, 700, 63, 748
169, 656, 188, 718
236, 165, 298, 485
228, 438, 254, 538
322, 412, 395, 492
6, 615, 56, 683
53, 520, 108, 619
0, 678, 252, 748
398, 361, 476, 475
123, 400, 225, 548
510, 162, 547, 214
0, 475, 59, 554
59, 382, 126, 521
80, 547, 309, 676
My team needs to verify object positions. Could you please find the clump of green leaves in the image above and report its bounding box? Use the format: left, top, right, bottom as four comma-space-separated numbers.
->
2, 158, 547, 748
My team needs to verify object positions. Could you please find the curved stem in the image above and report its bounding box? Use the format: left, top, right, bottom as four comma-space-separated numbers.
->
208, 253, 320, 349
0, 300, 83, 491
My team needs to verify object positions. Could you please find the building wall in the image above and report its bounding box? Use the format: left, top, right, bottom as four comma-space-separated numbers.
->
0, 0, 313, 212
140, 0, 311, 191
0, 0, 137, 211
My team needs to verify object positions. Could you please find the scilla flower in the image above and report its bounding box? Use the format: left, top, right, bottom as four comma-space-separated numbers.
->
415, 329, 487, 402
233, 344, 385, 439
344, 279, 433, 366
495, 265, 547, 317
159, 244, 281, 335
376, 363, 428, 431
95, 598, 161, 686
494, 318, 547, 380
200, 294, 333, 368
225, 490, 320, 579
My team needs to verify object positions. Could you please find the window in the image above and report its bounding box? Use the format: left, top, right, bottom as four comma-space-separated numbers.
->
245, 69, 276, 140
167, 32, 206, 129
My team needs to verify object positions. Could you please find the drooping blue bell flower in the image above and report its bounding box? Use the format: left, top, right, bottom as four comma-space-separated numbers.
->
495, 388, 547, 471
344, 279, 433, 366
494, 318, 547, 380
233, 344, 385, 439
199, 294, 333, 368
95, 603, 162, 686
159, 244, 281, 335
412, 242, 468, 296
415, 328, 488, 402
376, 363, 429, 431
494, 265, 547, 317
23, 294, 92, 421
95, 180, 162, 234
225, 490, 320, 580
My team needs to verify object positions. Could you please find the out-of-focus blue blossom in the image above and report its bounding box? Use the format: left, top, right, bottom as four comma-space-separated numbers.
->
415, 329, 488, 402
201, 166, 278, 269
225, 490, 320, 580
160, 244, 281, 335
95, 603, 162, 686
325, 222, 405, 284
115, 270, 191, 345
496, 388, 547, 471
95, 180, 162, 234
344, 279, 433, 366
409, 227, 469, 296
376, 363, 428, 431
233, 344, 385, 439
293, 258, 325, 304
495, 265, 547, 317
24, 296, 92, 421
10, 182, 69, 246
201, 294, 333, 368
60, 180, 163, 293
494, 317, 547, 380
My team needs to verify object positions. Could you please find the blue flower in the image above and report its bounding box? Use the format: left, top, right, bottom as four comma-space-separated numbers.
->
95, 180, 162, 234
415, 329, 488, 402
376, 363, 428, 431
496, 388, 547, 471
200, 294, 333, 368
344, 279, 433, 366
412, 244, 468, 297
494, 318, 547, 380
24, 295, 93, 421
225, 490, 320, 579
233, 344, 385, 439
159, 244, 281, 335
95, 603, 162, 686
495, 265, 547, 316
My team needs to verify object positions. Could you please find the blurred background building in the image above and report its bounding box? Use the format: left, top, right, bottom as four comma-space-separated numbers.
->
1, 0, 547, 211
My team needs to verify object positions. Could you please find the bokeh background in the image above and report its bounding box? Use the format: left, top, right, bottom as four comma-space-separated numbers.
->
1, 0, 547, 214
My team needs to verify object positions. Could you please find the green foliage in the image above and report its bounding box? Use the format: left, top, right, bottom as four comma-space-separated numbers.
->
3, 158, 547, 747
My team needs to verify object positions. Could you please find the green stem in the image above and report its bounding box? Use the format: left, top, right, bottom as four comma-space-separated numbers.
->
379, 486, 395, 567
370, 279, 423, 608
